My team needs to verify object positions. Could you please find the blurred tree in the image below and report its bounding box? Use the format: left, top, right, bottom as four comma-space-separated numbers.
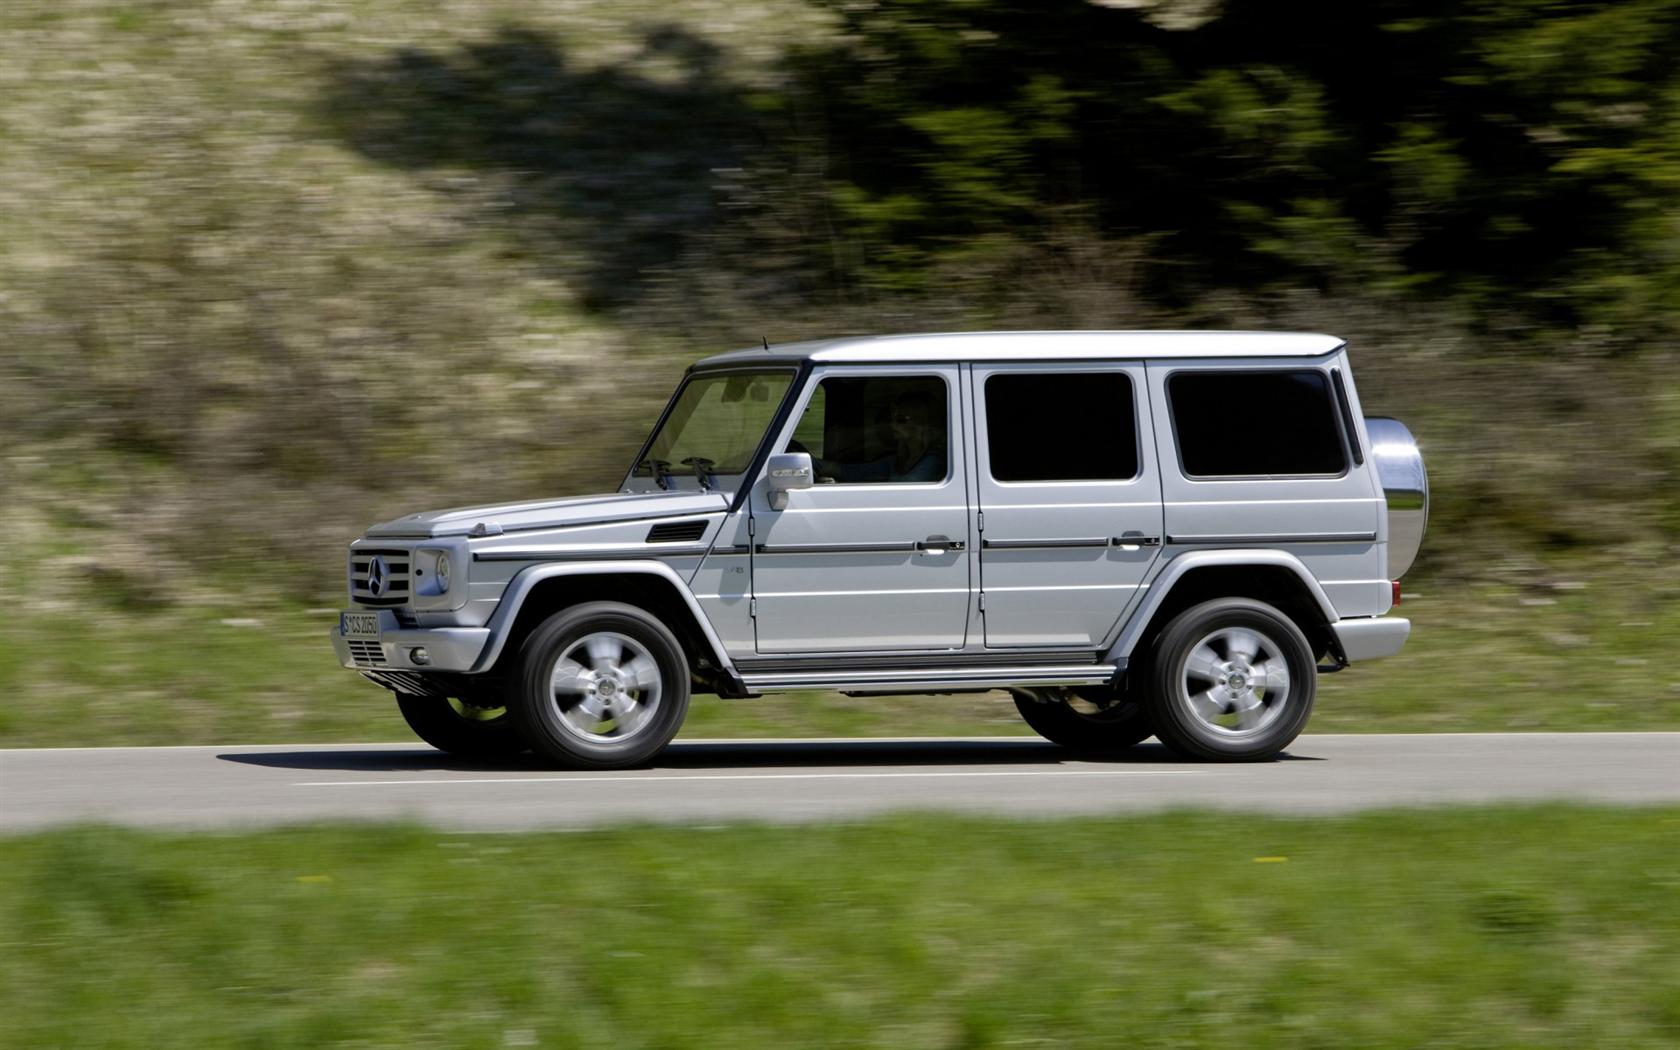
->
780, 0, 1680, 339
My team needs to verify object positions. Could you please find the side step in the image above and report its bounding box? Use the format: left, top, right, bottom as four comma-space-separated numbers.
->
738, 663, 1121, 696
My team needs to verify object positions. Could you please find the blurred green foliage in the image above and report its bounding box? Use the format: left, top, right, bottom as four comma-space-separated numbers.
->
750, 1, 1680, 330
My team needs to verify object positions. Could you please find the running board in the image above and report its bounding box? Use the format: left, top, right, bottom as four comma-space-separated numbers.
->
738, 663, 1121, 695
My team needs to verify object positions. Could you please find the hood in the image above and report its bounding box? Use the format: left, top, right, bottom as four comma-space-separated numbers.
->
364, 490, 730, 539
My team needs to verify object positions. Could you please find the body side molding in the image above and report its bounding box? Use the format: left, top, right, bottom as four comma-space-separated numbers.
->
754, 541, 918, 555
1166, 532, 1377, 545
475, 545, 711, 562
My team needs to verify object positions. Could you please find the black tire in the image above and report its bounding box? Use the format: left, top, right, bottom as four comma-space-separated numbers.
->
1011, 688, 1156, 754
513, 601, 691, 770
1146, 598, 1316, 761
396, 693, 525, 757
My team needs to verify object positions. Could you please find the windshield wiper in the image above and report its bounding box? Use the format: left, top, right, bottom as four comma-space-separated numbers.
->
682, 456, 717, 492
637, 457, 674, 491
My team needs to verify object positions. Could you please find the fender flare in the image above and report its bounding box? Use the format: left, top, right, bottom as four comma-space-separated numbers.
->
1103, 549, 1341, 663
470, 561, 736, 674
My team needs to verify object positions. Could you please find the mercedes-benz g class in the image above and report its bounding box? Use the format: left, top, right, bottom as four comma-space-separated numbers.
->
333, 332, 1425, 766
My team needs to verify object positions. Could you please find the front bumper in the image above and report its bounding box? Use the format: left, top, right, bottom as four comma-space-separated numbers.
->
1330, 616, 1411, 662
331, 609, 491, 673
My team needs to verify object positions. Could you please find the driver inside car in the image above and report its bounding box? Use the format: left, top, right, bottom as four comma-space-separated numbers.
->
808, 389, 944, 484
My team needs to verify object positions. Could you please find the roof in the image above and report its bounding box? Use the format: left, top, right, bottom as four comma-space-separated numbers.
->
691, 331, 1346, 369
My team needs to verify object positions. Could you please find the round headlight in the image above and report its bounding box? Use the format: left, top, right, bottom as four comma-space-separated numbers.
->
435, 553, 451, 593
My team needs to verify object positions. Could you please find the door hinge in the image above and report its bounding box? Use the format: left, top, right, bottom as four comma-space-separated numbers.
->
749, 597, 757, 618
978, 592, 986, 611
747, 515, 756, 537
976, 510, 984, 532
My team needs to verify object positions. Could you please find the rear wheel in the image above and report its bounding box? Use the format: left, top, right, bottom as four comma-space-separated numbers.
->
514, 601, 691, 769
396, 693, 525, 757
1011, 687, 1156, 754
1146, 598, 1315, 761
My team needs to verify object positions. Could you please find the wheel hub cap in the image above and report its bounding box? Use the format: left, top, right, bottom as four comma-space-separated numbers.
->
547, 631, 663, 744
1179, 626, 1291, 738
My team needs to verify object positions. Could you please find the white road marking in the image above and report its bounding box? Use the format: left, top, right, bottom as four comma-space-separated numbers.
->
297, 769, 1219, 787
6, 731, 1676, 755
6, 729, 1673, 752
1, 737, 1043, 754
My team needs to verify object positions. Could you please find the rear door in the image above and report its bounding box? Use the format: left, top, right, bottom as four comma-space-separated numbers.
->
971, 362, 1165, 648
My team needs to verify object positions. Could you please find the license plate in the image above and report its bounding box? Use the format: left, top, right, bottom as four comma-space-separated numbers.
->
340, 612, 380, 638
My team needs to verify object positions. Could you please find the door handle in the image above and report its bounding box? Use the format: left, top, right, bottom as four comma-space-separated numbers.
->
916, 535, 965, 555
1110, 534, 1161, 549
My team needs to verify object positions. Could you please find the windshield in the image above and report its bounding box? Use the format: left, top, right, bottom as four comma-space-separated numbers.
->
635, 370, 795, 478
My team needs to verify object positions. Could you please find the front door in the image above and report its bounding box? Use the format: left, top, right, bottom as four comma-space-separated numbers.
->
972, 361, 1165, 648
749, 365, 972, 653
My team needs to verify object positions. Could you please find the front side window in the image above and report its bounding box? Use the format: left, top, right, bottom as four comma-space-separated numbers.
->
638, 370, 794, 478
985, 371, 1138, 482
1168, 370, 1346, 477
784, 374, 948, 484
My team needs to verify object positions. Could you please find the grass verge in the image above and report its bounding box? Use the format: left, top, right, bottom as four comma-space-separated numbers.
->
3, 807, 1679, 1047
3, 549, 1679, 747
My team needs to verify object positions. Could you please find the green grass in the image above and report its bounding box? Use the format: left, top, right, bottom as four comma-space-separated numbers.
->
0, 599, 1031, 746
3, 550, 1678, 748
1311, 547, 1680, 733
3, 807, 1679, 1047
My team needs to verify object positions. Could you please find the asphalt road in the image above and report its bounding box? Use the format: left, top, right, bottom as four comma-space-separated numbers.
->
2, 733, 1677, 831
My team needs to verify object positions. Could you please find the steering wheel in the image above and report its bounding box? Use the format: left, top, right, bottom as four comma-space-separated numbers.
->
784, 439, 836, 483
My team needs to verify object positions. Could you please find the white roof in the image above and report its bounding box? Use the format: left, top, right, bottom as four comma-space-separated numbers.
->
693, 331, 1345, 368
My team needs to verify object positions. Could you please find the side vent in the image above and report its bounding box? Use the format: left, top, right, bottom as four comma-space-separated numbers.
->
646, 520, 708, 544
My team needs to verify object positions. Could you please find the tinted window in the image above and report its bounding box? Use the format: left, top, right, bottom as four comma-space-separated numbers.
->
785, 375, 948, 484
1169, 370, 1346, 476
985, 372, 1138, 481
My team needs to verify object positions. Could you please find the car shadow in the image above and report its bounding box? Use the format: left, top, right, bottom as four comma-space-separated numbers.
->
217, 738, 1322, 773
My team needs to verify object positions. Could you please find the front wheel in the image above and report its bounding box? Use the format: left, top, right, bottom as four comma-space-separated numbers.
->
1146, 598, 1316, 761
1011, 688, 1155, 754
514, 601, 691, 769
396, 693, 525, 757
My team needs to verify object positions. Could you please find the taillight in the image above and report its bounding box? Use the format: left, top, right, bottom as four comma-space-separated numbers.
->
1391, 580, 1402, 607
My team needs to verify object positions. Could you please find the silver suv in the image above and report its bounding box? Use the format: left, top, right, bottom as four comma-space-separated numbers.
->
334, 332, 1425, 767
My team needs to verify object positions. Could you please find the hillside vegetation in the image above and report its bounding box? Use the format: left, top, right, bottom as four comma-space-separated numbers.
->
2, 0, 1678, 742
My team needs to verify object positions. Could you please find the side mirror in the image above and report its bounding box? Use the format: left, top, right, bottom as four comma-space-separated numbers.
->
765, 452, 813, 510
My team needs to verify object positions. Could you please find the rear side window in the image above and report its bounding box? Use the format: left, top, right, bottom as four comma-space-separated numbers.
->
1168, 370, 1346, 477
985, 372, 1138, 482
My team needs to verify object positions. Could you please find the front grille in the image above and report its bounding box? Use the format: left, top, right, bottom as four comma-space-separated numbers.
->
347, 640, 387, 667
350, 547, 411, 607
